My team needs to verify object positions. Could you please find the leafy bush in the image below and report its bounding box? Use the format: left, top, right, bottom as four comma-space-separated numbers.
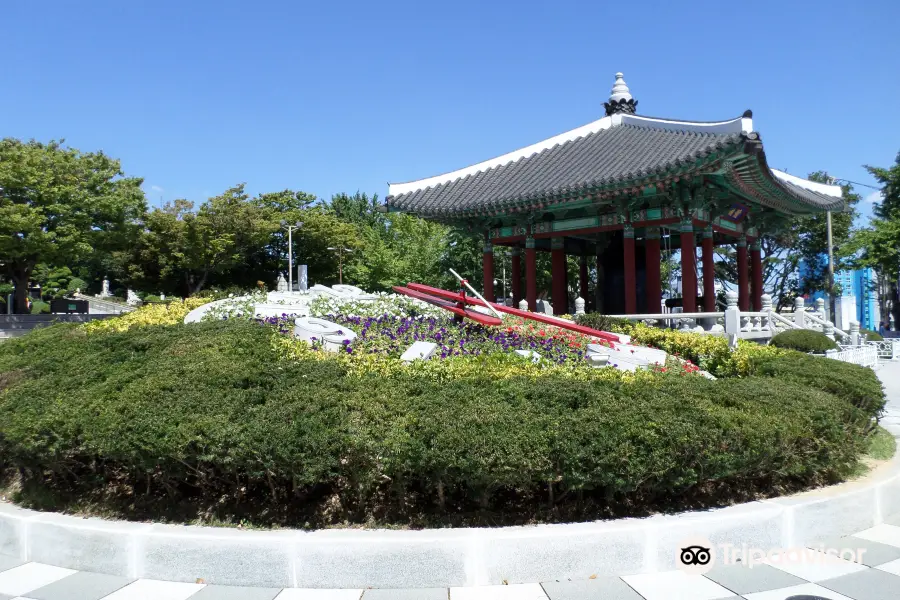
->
770, 329, 839, 353
81, 297, 209, 333
141, 295, 168, 304
0, 321, 872, 528
29, 300, 50, 314
574, 313, 634, 333
747, 350, 885, 424
66, 277, 87, 294
861, 328, 883, 341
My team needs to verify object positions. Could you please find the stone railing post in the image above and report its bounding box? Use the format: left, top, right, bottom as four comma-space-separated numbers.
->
574, 297, 585, 316
849, 321, 860, 347
794, 297, 806, 329
815, 298, 826, 327
518, 299, 529, 312
760, 294, 772, 333
724, 290, 740, 345
824, 321, 835, 341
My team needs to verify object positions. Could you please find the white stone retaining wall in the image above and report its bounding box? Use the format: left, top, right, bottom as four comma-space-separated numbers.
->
1, 456, 898, 589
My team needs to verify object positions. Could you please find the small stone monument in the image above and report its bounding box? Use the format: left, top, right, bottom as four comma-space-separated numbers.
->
276, 273, 288, 292
298, 265, 308, 292
126, 289, 141, 305
100, 279, 112, 297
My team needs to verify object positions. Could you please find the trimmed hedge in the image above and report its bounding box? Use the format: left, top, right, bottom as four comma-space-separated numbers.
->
574, 313, 633, 333
770, 329, 839, 353
862, 328, 884, 341
0, 321, 876, 527
747, 350, 885, 426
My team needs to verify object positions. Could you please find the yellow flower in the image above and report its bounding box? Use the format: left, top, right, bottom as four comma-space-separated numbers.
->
82, 297, 211, 333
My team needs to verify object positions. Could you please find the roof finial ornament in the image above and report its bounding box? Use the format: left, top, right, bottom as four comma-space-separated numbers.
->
604, 72, 638, 116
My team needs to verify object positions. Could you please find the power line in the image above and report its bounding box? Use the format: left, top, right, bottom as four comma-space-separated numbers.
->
829, 178, 881, 191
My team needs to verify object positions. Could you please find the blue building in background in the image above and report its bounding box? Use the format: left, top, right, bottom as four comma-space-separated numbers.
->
799, 259, 880, 330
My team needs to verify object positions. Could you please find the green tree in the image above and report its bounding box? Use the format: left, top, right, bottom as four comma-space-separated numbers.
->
123, 185, 276, 296
852, 152, 900, 327
0, 138, 147, 313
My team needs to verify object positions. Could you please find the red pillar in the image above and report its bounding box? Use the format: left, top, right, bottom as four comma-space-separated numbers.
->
579, 256, 589, 302
737, 236, 749, 311
510, 248, 522, 307
751, 239, 763, 311
482, 241, 494, 302
525, 238, 537, 311
551, 238, 568, 316
645, 227, 661, 314
702, 227, 716, 312
680, 220, 697, 313
623, 225, 637, 314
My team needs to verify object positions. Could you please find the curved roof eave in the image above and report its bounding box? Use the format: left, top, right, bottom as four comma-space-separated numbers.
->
387, 112, 752, 199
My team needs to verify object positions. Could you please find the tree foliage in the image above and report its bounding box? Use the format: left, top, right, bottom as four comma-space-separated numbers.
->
0, 138, 146, 312
849, 152, 900, 326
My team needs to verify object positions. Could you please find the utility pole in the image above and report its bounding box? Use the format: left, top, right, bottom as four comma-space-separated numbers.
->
827, 210, 835, 322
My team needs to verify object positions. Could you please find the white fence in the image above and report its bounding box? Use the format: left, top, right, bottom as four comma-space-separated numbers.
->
866, 340, 900, 361
589, 291, 896, 369
827, 345, 880, 368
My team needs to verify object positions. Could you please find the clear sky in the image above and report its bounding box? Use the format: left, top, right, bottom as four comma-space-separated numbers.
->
3, 0, 898, 218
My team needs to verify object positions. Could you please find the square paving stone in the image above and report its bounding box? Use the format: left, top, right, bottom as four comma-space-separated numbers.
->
541, 577, 644, 599
742, 582, 855, 600
811, 535, 900, 567
101, 578, 205, 600
27, 571, 133, 600
619, 571, 735, 600
702, 562, 806, 595
818, 567, 900, 600
0, 564, 76, 598
0, 558, 23, 575
189, 585, 283, 600
450, 584, 547, 600
855, 524, 900, 549
363, 589, 447, 600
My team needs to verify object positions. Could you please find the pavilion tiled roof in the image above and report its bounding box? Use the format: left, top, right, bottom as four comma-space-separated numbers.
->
386, 112, 844, 218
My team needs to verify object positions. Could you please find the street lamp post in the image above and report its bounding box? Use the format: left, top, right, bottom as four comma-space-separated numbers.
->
327, 246, 353, 285
281, 221, 303, 292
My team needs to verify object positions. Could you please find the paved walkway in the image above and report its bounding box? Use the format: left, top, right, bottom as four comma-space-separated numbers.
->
1, 363, 898, 600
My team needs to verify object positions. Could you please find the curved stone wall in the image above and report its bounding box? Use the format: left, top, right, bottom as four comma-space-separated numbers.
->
1, 456, 898, 588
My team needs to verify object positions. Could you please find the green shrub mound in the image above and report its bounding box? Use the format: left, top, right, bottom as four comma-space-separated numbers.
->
574, 313, 632, 332
748, 350, 885, 424
0, 322, 880, 528
770, 329, 839, 353
861, 328, 883, 341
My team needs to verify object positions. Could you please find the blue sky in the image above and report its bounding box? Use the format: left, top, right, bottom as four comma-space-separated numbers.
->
3, 1, 898, 220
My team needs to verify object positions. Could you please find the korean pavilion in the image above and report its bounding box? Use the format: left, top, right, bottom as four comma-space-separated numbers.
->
385, 73, 844, 316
